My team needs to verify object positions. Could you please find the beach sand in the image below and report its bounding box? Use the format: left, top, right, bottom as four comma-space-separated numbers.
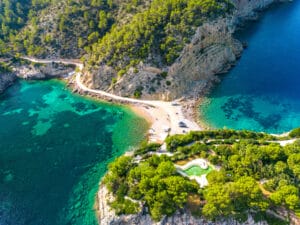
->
130, 101, 202, 143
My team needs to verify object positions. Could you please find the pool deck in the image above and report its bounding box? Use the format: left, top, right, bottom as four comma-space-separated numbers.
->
175, 158, 212, 188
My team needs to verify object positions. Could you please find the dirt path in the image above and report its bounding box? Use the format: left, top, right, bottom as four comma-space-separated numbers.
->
21, 56, 202, 142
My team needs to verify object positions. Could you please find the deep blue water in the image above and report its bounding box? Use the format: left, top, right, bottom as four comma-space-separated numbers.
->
0, 80, 148, 225
201, 1, 300, 133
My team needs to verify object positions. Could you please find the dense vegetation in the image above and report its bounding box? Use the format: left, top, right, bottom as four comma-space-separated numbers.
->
85, 0, 233, 70
0, 62, 12, 72
0, 0, 50, 55
0, 0, 233, 72
0, 0, 150, 57
103, 155, 198, 220
290, 127, 300, 138
104, 129, 300, 223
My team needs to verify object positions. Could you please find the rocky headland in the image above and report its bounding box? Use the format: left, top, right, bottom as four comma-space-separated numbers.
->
0, 59, 75, 93
14, 61, 75, 80
82, 0, 284, 101
97, 184, 271, 225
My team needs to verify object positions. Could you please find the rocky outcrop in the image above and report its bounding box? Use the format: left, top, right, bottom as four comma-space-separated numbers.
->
85, 0, 283, 101
0, 61, 75, 94
83, 65, 117, 91
98, 184, 269, 225
167, 19, 243, 99
84, 17, 242, 101
0, 72, 17, 93
14, 62, 74, 80
231, 0, 276, 20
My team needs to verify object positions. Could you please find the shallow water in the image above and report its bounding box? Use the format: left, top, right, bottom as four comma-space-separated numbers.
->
201, 1, 300, 133
0, 80, 148, 225
184, 166, 213, 176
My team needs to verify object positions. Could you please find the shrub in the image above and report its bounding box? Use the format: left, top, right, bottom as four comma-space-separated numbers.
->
112, 77, 117, 85
289, 127, 300, 138
160, 71, 168, 78
134, 143, 161, 156
118, 69, 126, 77
133, 68, 139, 73
134, 86, 143, 98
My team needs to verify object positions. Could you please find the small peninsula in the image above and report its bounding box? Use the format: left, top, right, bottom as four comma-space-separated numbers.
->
0, 0, 300, 225
99, 129, 300, 225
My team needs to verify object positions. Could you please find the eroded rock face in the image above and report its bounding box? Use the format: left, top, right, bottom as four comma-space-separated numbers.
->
0, 72, 17, 93
83, 65, 117, 91
232, 0, 276, 19
14, 62, 74, 80
83, 0, 283, 101
0, 61, 74, 94
83, 17, 242, 101
167, 19, 243, 99
97, 185, 269, 225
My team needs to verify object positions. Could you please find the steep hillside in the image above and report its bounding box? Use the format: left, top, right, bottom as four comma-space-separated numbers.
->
0, 0, 151, 58
80, 0, 279, 100
0, 0, 50, 55
0, 0, 285, 99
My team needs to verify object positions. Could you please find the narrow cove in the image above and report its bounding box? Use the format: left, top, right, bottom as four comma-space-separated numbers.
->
201, 1, 300, 133
0, 79, 148, 225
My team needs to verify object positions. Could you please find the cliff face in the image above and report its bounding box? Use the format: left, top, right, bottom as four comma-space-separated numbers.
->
83, 17, 242, 100
231, 0, 275, 19
166, 19, 243, 99
14, 62, 74, 80
85, 0, 279, 101
0, 61, 74, 94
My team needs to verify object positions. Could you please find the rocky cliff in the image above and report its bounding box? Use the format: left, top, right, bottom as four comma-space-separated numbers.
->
84, 0, 283, 100
0, 72, 17, 94
14, 62, 75, 80
0, 60, 75, 94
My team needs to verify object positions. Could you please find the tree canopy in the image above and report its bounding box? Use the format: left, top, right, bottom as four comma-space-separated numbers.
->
104, 129, 300, 223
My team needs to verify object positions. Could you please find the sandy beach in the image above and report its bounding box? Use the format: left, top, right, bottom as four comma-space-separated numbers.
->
130, 101, 202, 143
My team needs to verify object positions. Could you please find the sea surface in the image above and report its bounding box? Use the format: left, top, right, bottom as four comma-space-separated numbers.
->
0, 80, 148, 225
201, 1, 300, 133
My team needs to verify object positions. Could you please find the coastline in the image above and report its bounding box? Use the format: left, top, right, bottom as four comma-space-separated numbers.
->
69, 73, 203, 143
5, 2, 293, 224
191, 98, 213, 131
191, 0, 293, 133
1, 0, 297, 224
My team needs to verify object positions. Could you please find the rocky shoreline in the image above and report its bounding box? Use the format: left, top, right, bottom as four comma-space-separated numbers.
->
0, 72, 17, 94
0, 59, 75, 94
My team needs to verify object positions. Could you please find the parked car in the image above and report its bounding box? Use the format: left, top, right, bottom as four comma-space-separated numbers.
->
178, 121, 187, 128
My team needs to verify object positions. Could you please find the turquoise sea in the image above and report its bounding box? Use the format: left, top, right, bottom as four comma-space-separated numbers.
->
0, 80, 148, 225
201, 1, 300, 133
